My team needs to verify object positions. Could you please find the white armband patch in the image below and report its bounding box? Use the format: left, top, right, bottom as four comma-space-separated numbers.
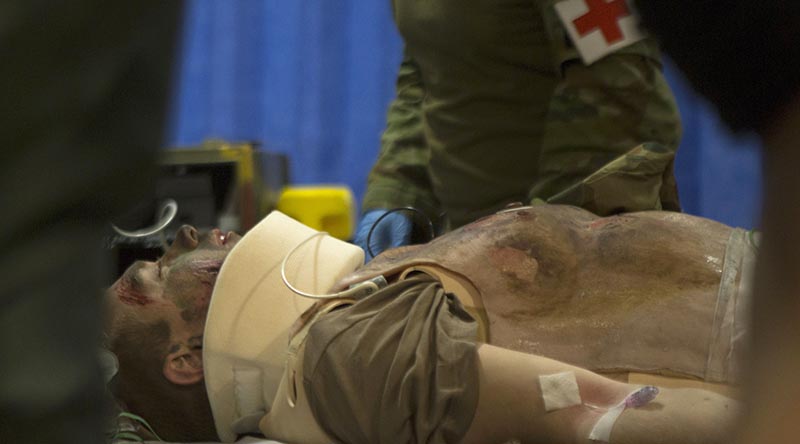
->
539, 371, 582, 411
554, 0, 647, 65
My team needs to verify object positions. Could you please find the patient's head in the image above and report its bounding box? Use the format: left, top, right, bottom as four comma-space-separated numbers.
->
104, 225, 240, 441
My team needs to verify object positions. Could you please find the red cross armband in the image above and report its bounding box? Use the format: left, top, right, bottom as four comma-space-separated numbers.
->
554, 0, 647, 65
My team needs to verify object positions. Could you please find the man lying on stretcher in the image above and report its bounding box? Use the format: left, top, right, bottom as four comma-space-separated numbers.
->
104, 204, 747, 443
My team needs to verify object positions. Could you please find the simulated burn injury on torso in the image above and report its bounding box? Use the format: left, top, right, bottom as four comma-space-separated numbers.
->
337, 205, 743, 385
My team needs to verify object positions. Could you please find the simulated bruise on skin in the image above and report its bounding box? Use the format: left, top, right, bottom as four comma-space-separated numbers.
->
487, 246, 537, 288
178, 295, 212, 323
589, 213, 725, 289
112, 262, 156, 306
190, 258, 224, 273
188, 259, 222, 289
151, 255, 224, 323
114, 277, 153, 306
588, 215, 632, 230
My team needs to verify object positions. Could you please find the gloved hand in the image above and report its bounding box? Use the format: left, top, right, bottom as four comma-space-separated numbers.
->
353, 209, 412, 261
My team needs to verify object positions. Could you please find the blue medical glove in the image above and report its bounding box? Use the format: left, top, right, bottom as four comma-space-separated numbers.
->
353, 209, 413, 260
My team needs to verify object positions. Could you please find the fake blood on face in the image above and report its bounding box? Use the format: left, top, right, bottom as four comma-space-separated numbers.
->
114, 278, 153, 306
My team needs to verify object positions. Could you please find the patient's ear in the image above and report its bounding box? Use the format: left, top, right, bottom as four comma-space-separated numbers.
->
163, 346, 204, 385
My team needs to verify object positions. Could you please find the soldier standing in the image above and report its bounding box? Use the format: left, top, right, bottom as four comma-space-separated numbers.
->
355, 0, 682, 259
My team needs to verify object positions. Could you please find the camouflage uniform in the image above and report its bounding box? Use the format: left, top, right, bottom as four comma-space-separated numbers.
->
363, 0, 682, 228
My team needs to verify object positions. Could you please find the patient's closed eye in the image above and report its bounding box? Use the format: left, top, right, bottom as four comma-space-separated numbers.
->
188, 336, 203, 351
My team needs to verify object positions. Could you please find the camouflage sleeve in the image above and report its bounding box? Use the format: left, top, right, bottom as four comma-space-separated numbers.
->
542, 142, 681, 214
361, 49, 441, 217
525, 5, 682, 214
529, 49, 683, 215
538, 43, 683, 215
526, 2, 681, 215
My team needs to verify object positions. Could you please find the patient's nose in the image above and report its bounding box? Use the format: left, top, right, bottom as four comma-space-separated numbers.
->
172, 225, 199, 251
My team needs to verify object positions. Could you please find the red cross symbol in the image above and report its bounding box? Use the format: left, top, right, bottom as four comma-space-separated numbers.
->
573, 0, 631, 45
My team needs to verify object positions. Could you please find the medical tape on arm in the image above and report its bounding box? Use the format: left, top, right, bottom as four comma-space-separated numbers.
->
537, 373, 660, 443
588, 386, 659, 443
539, 371, 583, 411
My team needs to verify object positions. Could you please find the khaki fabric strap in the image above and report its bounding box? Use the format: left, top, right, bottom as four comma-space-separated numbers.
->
399, 265, 490, 342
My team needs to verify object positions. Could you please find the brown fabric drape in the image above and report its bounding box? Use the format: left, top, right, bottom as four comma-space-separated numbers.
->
303, 275, 479, 444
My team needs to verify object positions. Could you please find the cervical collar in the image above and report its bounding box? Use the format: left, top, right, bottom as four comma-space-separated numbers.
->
202, 211, 364, 442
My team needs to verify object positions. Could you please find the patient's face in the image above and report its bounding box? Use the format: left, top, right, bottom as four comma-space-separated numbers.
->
107, 225, 241, 338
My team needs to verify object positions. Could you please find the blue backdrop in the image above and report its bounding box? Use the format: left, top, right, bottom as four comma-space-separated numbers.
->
169, 0, 763, 229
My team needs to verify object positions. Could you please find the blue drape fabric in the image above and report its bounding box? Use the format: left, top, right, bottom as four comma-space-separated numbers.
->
168, 0, 762, 229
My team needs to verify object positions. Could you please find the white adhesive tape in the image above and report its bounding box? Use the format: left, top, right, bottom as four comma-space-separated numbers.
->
588, 386, 658, 442
588, 403, 625, 442
233, 366, 265, 416
539, 371, 582, 412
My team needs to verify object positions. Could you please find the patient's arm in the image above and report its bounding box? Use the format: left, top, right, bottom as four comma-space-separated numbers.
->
462, 345, 737, 444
